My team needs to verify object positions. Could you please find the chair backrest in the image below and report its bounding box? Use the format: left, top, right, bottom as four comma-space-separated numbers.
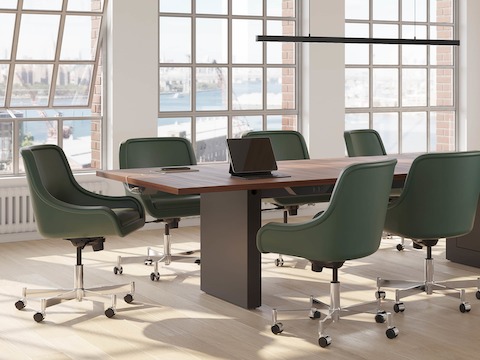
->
384, 151, 480, 239
21, 144, 88, 206
242, 130, 310, 160
119, 137, 197, 169
344, 129, 387, 157
257, 159, 397, 262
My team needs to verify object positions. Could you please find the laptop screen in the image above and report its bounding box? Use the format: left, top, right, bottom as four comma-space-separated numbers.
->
227, 138, 278, 175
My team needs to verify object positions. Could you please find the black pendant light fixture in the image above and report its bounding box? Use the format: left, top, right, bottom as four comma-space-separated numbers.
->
257, 1, 459, 47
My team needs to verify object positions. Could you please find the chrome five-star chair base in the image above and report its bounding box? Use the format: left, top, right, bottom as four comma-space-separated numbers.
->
15, 238, 135, 322
377, 241, 480, 314
114, 219, 200, 281
271, 267, 399, 348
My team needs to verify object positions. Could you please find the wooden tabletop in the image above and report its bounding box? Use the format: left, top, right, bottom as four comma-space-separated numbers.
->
96, 154, 417, 195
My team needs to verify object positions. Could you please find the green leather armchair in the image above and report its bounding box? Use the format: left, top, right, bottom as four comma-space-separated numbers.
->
257, 159, 399, 347
243, 130, 331, 266
117, 137, 200, 281
377, 151, 480, 314
16, 144, 145, 322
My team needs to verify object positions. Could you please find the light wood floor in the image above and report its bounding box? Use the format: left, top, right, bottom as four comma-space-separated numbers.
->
1, 215, 480, 359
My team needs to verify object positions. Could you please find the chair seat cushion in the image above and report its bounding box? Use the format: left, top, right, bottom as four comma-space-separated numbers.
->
112, 207, 144, 226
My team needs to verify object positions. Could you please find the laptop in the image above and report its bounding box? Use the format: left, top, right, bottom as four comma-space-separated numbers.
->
226, 137, 290, 179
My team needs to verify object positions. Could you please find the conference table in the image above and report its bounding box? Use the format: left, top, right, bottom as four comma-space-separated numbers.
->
97, 154, 416, 309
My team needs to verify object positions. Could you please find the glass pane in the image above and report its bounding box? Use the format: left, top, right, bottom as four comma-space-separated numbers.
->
157, 117, 192, 139
196, 116, 227, 162
159, 0, 191, 13
63, 119, 93, 168
430, 26, 454, 65
0, 0, 17, 9
402, 112, 426, 152
402, 69, 427, 107
23, 0, 62, 10
372, 24, 398, 65
159, 67, 191, 111
267, 68, 295, 110
402, 25, 427, 65
345, 0, 369, 20
196, 67, 228, 111
0, 64, 8, 106
20, 120, 57, 146
402, 0, 427, 22
345, 23, 369, 65
11, 64, 53, 107
232, 19, 262, 64
233, 116, 262, 138
430, 111, 455, 151
160, 17, 191, 63
345, 68, 369, 108
267, 20, 295, 64
430, 0, 453, 23
61, 16, 100, 61
267, 114, 297, 130
373, 0, 398, 21
373, 69, 398, 107
430, 45, 454, 66
430, 69, 453, 107
17, 14, 60, 60
0, 14, 15, 60
267, 0, 295, 17
232, 68, 263, 110
232, 0, 262, 16
54, 64, 93, 106
372, 112, 399, 153
196, 18, 227, 64
196, 0, 227, 14
0, 121, 13, 174
67, 0, 105, 12
345, 113, 369, 131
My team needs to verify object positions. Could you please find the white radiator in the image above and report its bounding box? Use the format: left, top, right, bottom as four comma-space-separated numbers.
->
0, 181, 108, 235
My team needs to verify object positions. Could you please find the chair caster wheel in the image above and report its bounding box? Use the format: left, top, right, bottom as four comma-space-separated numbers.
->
476, 291, 480, 300
309, 310, 321, 319
124, 294, 134, 304
274, 258, 284, 267
375, 290, 386, 300
145, 259, 153, 266
105, 307, 116, 318
271, 323, 284, 334
195, 258, 201, 265
460, 302, 471, 313
33, 312, 45, 322
375, 311, 387, 323
386, 327, 399, 339
396, 244, 404, 251
150, 272, 160, 281
113, 266, 123, 275
318, 335, 332, 348
15, 300, 25, 310
393, 302, 405, 313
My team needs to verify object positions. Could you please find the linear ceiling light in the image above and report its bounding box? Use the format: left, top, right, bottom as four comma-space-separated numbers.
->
256, 35, 460, 46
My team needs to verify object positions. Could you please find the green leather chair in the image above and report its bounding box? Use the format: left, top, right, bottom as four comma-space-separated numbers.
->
377, 151, 480, 314
257, 159, 399, 347
16, 144, 145, 322
117, 137, 200, 281
344, 129, 406, 250
243, 130, 331, 266
344, 129, 387, 157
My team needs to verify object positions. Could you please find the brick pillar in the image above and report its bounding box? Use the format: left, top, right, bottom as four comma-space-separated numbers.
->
281, 0, 296, 130
91, 1, 102, 169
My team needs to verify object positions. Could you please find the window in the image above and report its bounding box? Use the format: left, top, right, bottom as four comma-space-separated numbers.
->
0, 0, 107, 175
158, 0, 299, 162
345, 0, 457, 153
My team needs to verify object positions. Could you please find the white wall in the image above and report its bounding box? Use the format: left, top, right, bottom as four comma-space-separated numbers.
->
301, 0, 346, 158
459, 0, 480, 151
106, 0, 159, 170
